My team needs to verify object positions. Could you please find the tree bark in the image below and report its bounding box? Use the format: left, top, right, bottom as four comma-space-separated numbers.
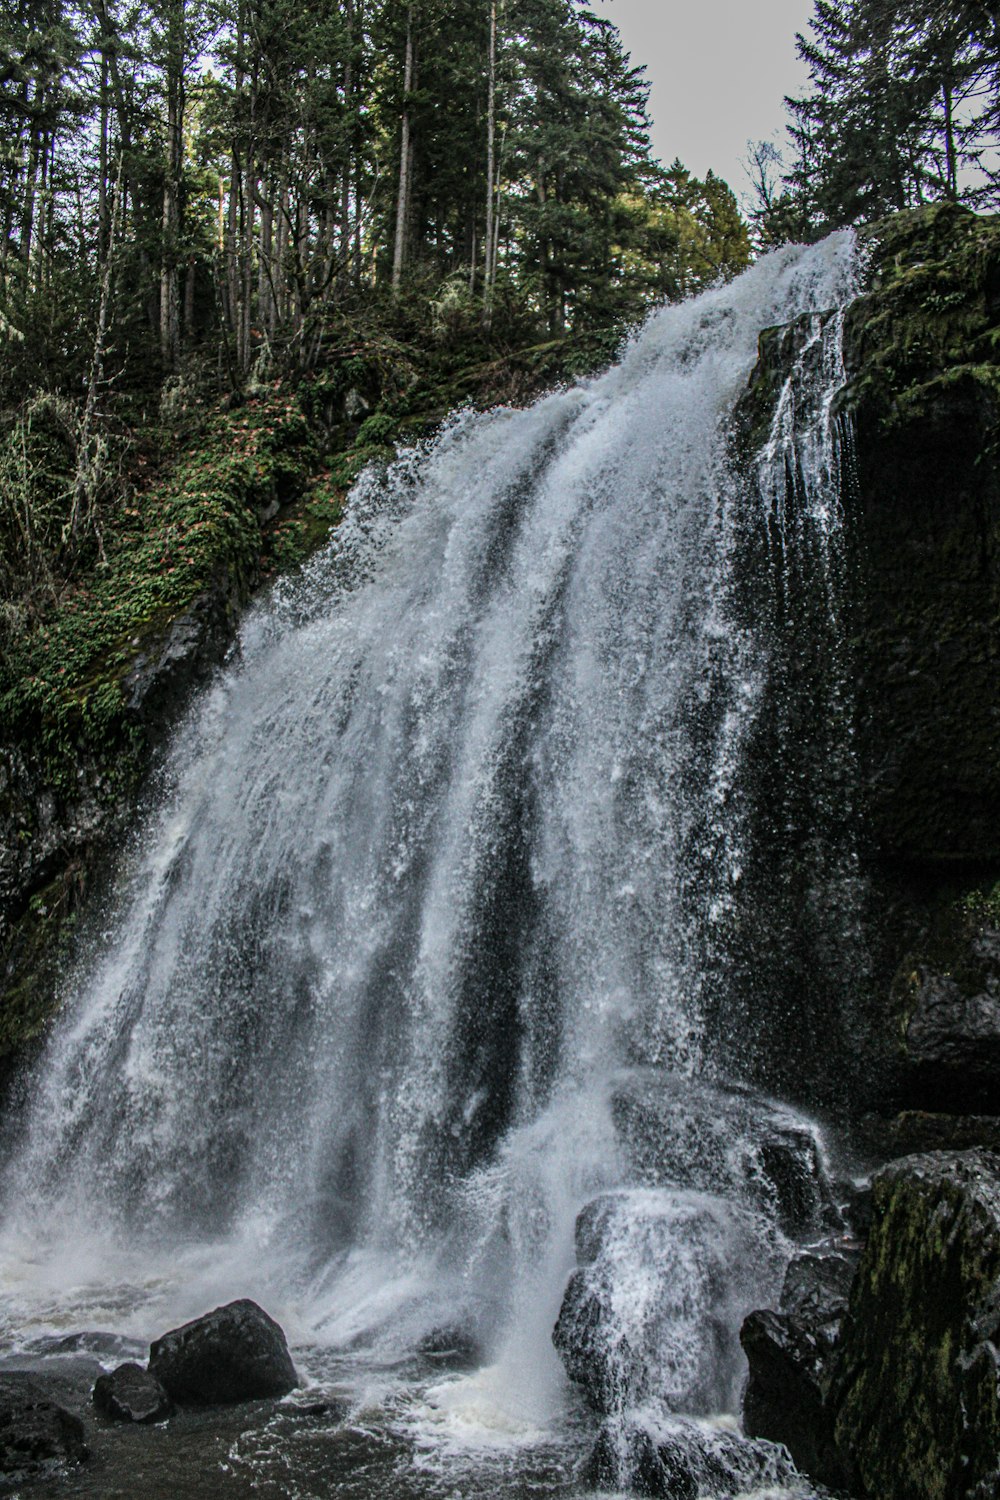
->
159, 0, 185, 373
391, 3, 415, 291
483, 0, 497, 322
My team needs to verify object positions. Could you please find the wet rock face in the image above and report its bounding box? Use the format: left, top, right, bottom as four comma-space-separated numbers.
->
0, 578, 242, 1061
93, 1363, 173, 1424
148, 1299, 298, 1405
898, 931, 1000, 1112
841, 205, 1000, 866
585, 1412, 799, 1499
553, 1189, 774, 1417
610, 1072, 841, 1240
0, 1372, 88, 1479
832, 1149, 1000, 1500
740, 1246, 856, 1494
861, 1109, 1000, 1162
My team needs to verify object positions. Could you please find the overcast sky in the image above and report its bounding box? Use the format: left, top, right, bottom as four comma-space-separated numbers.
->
604, 0, 816, 203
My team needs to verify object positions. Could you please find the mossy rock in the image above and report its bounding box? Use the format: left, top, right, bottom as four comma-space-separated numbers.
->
832, 1149, 1000, 1500
740, 205, 1000, 867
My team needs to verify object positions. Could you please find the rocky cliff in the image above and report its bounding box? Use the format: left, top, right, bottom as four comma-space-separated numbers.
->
739, 203, 1000, 1500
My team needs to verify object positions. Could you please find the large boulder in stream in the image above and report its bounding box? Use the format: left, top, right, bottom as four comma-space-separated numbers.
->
148, 1299, 298, 1405
553, 1189, 779, 1416
0, 1373, 88, 1480
831, 1150, 1000, 1500
610, 1071, 841, 1240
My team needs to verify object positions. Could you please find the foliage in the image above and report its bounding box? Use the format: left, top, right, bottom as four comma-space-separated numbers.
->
756, 0, 1000, 238
0, 0, 751, 398
0, 387, 315, 792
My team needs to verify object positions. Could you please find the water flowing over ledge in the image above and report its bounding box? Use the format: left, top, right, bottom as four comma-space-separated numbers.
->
0, 232, 860, 1498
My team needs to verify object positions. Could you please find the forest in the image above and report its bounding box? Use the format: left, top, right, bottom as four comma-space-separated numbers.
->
2, 0, 998, 631
0, 0, 758, 627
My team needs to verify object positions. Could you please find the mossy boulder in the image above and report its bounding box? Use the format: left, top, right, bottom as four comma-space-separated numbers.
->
832, 1149, 1000, 1500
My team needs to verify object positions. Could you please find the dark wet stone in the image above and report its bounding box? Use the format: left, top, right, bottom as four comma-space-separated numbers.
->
93, 1362, 173, 1424
0, 1372, 88, 1479
285, 1397, 350, 1419
779, 1246, 858, 1323
756, 1123, 837, 1238
860, 1110, 1000, 1162
831, 1149, 1000, 1500
416, 1327, 480, 1367
899, 935, 1000, 1112
554, 1190, 766, 1416
585, 1412, 799, 1498
741, 1309, 845, 1492
610, 1072, 840, 1239
26, 1330, 146, 1361
740, 1243, 859, 1491
148, 1299, 297, 1405
834, 1178, 874, 1238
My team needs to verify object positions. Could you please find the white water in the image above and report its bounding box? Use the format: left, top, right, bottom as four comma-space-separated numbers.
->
0, 234, 859, 1492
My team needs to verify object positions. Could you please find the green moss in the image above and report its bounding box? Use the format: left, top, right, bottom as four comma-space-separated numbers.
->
355, 411, 399, 447
0, 388, 320, 797
842, 203, 1000, 431
0, 866, 82, 1053
833, 1153, 1000, 1500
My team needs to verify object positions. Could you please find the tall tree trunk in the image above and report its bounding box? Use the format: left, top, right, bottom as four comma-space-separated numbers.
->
0, 81, 29, 289
259, 187, 274, 336
391, 3, 414, 291
159, 0, 185, 373
942, 77, 958, 200
227, 0, 246, 371
19, 105, 42, 271
482, 0, 497, 323
98, 50, 109, 254
340, 0, 354, 268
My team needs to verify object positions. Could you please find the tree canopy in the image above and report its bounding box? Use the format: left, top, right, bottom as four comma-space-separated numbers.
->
0, 0, 751, 398
756, 0, 1000, 240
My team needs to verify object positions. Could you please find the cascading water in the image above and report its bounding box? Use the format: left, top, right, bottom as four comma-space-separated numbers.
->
0, 232, 862, 1498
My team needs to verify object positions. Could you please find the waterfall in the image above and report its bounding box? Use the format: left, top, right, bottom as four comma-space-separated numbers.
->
0, 233, 860, 1488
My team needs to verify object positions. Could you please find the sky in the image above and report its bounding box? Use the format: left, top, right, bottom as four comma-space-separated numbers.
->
604, 0, 816, 204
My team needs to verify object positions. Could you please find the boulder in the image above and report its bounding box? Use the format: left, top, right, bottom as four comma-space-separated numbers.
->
832, 1149, 1000, 1500
779, 1246, 858, 1323
148, 1299, 298, 1405
610, 1070, 840, 1239
585, 1411, 799, 1498
740, 1245, 857, 1492
93, 1362, 173, 1424
0, 1373, 88, 1479
553, 1189, 776, 1416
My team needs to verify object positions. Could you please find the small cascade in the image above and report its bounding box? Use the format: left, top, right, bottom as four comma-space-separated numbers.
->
0, 233, 861, 1497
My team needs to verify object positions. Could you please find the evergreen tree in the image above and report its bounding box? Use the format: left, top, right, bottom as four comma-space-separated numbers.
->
783, 0, 1000, 232
0, 0, 755, 397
